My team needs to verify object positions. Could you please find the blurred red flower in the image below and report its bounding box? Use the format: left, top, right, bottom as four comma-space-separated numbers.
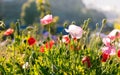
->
62, 35, 70, 44
45, 40, 55, 49
28, 37, 36, 46
40, 40, 55, 53
82, 56, 91, 68
118, 49, 120, 57
40, 46, 45, 53
101, 52, 110, 62
4, 28, 14, 36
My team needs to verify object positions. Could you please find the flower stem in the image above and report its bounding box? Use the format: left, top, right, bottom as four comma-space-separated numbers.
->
48, 24, 51, 40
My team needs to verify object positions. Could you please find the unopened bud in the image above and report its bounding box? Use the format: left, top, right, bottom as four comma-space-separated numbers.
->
0, 21, 5, 29
71, 21, 76, 25
102, 19, 107, 25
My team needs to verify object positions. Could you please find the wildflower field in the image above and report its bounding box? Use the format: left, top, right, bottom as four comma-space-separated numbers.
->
0, 14, 120, 75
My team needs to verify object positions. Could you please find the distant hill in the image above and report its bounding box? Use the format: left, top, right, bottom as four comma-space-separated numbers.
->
0, 0, 26, 24
0, 0, 106, 29
50, 0, 106, 29
50, 0, 85, 23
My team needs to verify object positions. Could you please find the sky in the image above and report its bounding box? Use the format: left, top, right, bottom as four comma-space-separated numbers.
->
82, 0, 120, 22
82, 0, 120, 13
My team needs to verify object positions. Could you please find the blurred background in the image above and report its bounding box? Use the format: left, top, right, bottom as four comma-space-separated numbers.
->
0, 0, 120, 31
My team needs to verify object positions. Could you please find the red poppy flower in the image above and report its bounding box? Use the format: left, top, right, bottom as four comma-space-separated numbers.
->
62, 35, 70, 44
101, 52, 110, 62
28, 37, 36, 46
82, 56, 91, 68
40, 46, 45, 53
118, 49, 120, 57
40, 40, 55, 53
45, 40, 55, 49
4, 28, 14, 36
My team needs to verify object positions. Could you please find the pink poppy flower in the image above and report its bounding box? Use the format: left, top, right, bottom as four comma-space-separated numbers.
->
102, 37, 111, 46
65, 25, 83, 39
62, 35, 70, 44
102, 46, 116, 56
40, 14, 53, 25
4, 28, 14, 36
108, 29, 120, 40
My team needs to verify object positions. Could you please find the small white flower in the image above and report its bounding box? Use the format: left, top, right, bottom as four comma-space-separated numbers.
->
22, 62, 29, 69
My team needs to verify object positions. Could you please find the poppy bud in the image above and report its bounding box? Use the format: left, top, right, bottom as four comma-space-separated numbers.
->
0, 21, 5, 29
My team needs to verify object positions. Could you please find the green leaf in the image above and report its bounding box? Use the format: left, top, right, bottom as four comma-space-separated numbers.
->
0, 64, 6, 75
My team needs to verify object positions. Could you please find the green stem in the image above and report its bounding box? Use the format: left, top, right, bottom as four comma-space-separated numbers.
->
13, 44, 16, 74
99, 19, 106, 36
48, 24, 51, 40
16, 20, 20, 36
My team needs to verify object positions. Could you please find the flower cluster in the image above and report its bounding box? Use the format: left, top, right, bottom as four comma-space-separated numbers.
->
2, 14, 120, 74
102, 29, 120, 62
40, 40, 55, 53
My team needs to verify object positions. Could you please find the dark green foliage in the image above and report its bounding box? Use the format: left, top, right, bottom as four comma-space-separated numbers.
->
21, 0, 39, 25
0, 65, 6, 75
